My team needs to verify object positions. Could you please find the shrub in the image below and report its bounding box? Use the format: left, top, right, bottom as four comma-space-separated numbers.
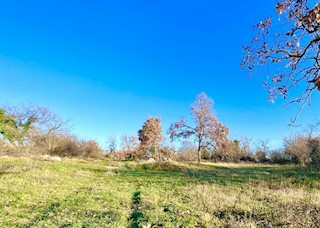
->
0, 140, 16, 156
220, 139, 251, 163
173, 151, 197, 162
240, 154, 257, 163
211, 149, 227, 162
107, 151, 130, 161
309, 138, 320, 170
79, 140, 105, 159
255, 151, 268, 163
284, 135, 310, 165
160, 146, 175, 160
270, 150, 289, 164
201, 149, 211, 160
51, 135, 104, 158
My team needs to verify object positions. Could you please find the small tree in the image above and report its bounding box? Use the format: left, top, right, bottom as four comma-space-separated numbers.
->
121, 134, 139, 152
32, 107, 69, 154
138, 118, 163, 160
169, 92, 229, 163
242, 1, 320, 124
254, 139, 270, 163
106, 135, 117, 154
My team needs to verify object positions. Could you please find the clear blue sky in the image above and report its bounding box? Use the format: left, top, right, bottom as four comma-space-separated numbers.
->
0, 0, 319, 149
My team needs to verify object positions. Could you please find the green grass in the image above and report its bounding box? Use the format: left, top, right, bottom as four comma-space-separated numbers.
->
0, 158, 319, 227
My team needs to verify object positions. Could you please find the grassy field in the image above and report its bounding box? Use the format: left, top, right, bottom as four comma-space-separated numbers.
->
0, 158, 319, 227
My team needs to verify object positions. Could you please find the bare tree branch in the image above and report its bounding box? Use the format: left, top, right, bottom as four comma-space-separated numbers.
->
242, 1, 320, 124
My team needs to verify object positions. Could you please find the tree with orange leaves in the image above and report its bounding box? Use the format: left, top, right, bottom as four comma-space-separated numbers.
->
138, 118, 163, 160
169, 92, 229, 163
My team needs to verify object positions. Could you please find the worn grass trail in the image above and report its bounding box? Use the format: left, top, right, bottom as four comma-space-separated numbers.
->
129, 190, 145, 228
0, 158, 319, 227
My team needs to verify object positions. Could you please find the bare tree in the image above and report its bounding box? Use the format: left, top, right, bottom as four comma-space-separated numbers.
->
138, 118, 163, 160
121, 134, 139, 152
33, 107, 69, 154
254, 139, 270, 163
304, 119, 320, 138
242, 0, 320, 124
106, 135, 117, 154
169, 92, 229, 163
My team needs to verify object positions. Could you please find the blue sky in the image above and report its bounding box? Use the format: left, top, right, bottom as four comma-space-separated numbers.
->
0, 0, 319, 149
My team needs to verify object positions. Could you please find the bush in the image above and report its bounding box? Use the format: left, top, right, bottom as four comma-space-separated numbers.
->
309, 138, 320, 170
284, 135, 310, 165
219, 139, 251, 163
255, 151, 268, 163
107, 149, 145, 161
173, 141, 198, 162
270, 151, 289, 164
211, 148, 227, 162
0, 140, 16, 156
173, 151, 197, 162
51, 135, 104, 159
79, 140, 105, 159
201, 149, 211, 160
240, 154, 257, 163
107, 151, 130, 161
160, 146, 174, 160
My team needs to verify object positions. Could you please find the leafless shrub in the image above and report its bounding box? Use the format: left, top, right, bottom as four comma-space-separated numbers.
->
284, 135, 311, 165
270, 150, 289, 164
254, 139, 270, 163
171, 141, 197, 162
0, 140, 16, 156
51, 134, 104, 159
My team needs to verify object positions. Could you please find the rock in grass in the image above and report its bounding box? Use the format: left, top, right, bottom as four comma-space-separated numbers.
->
0, 156, 9, 159
148, 158, 156, 163
43, 155, 62, 162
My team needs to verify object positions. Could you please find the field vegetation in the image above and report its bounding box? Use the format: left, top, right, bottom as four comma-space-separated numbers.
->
1, 157, 319, 227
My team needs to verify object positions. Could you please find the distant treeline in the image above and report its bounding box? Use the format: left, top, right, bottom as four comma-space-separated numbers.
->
1, 93, 320, 170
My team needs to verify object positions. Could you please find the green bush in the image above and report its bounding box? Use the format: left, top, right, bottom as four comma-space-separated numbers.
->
309, 138, 320, 170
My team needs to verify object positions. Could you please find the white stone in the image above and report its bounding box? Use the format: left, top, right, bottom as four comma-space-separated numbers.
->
0, 155, 9, 159
43, 155, 62, 162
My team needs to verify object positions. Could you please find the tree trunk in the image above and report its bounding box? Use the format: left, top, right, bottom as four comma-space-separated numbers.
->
197, 146, 201, 163
155, 147, 160, 161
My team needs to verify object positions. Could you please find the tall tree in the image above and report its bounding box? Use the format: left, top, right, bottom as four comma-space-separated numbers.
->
242, 0, 320, 124
138, 118, 163, 160
169, 92, 229, 163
